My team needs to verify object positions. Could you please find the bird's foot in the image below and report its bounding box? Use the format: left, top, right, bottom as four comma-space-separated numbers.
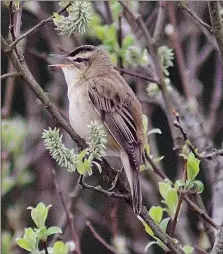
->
108, 167, 123, 191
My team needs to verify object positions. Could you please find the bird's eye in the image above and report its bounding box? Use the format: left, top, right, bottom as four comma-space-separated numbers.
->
74, 57, 89, 63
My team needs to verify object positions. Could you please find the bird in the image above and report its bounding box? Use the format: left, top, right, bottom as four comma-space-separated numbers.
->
50, 45, 145, 214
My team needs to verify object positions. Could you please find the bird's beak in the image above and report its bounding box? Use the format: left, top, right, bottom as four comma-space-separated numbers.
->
48, 54, 67, 69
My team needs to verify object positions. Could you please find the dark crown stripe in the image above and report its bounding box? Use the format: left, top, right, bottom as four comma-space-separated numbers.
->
66, 45, 96, 57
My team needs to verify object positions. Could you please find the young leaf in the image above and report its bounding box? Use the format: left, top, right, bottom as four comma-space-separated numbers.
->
144, 241, 159, 253
166, 188, 178, 217
159, 218, 171, 233
137, 215, 154, 236
187, 152, 200, 182
183, 245, 194, 254
158, 181, 172, 200
28, 203, 52, 229
45, 227, 62, 237
16, 238, 34, 252
191, 180, 204, 193
52, 241, 70, 254
149, 206, 163, 224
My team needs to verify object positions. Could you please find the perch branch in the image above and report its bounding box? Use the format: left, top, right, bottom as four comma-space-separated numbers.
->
208, 2, 223, 65
86, 221, 118, 254
178, 2, 213, 33
9, 3, 71, 49
1, 72, 21, 80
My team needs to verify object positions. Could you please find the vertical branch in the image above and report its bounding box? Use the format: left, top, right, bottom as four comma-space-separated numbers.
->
153, 1, 166, 44
208, 2, 223, 66
2, 1, 24, 118
117, 14, 124, 75
51, 168, 81, 254
167, 2, 194, 101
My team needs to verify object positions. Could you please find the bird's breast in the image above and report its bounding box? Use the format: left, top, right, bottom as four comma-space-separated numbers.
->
68, 86, 120, 156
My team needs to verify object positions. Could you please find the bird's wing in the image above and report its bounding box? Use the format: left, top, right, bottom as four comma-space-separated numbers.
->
87, 78, 142, 168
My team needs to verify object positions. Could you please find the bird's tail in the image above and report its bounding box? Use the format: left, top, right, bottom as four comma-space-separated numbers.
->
120, 151, 142, 214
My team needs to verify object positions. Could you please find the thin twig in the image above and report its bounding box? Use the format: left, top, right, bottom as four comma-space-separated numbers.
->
117, 14, 124, 74
79, 175, 130, 200
9, 3, 71, 49
170, 192, 185, 236
104, 1, 113, 25
51, 168, 81, 254
178, 2, 213, 33
9, 1, 16, 41
115, 67, 159, 84
86, 221, 118, 254
173, 111, 223, 160
208, 2, 223, 66
1, 72, 21, 80
184, 196, 218, 229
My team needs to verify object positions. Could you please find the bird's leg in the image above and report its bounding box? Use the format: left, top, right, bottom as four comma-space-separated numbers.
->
108, 166, 123, 191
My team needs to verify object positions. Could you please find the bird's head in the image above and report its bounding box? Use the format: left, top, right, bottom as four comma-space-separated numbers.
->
49, 45, 114, 86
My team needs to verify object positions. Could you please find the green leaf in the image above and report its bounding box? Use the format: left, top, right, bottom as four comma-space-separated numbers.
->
144, 241, 159, 253
52, 241, 70, 254
191, 180, 204, 193
122, 35, 134, 49
45, 227, 62, 237
28, 202, 52, 228
149, 206, 163, 224
183, 245, 194, 254
158, 181, 172, 200
159, 218, 170, 233
16, 238, 34, 252
174, 180, 185, 191
166, 188, 178, 217
187, 152, 200, 182
137, 215, 154, 236
53, 12, 61, 21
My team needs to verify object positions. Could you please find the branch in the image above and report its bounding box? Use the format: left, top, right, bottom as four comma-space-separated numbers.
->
178, 2, 213, 33
86, 221, 118, 254
114, 67, 159, 84
211, 221, 223, 254
208, 2, 223, 65
173, 111, 223, 160
78, 175, 130, 200
9, 3, 71, 49
153, 2, 166, 44
184, 196, 218, 229
1, 72, 21, 80
51, 167, 81, 254
145, 151, 218, 229
139, 207, 184, 253
9, 1, 16, 41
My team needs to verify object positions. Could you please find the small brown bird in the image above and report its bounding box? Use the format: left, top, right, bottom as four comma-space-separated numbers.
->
51, 45, 145, 213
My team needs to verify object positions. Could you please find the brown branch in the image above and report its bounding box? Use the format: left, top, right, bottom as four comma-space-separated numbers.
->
173, 111, 223, 160
184, 196, 218, 229
9, 1, 16, 41
1, 71, 21, 80
170, 192, 185, 236
9, 3, 71, 49
153, 2, 166, 44
208, 2, 223, 65
139, 207, 184, 253
211, 221, 223, 254
78, 175, 130, 201
178, 2, 213, 33
51, 168, 81, 254
115, 67, 159, 84
86, 221, 118, 254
